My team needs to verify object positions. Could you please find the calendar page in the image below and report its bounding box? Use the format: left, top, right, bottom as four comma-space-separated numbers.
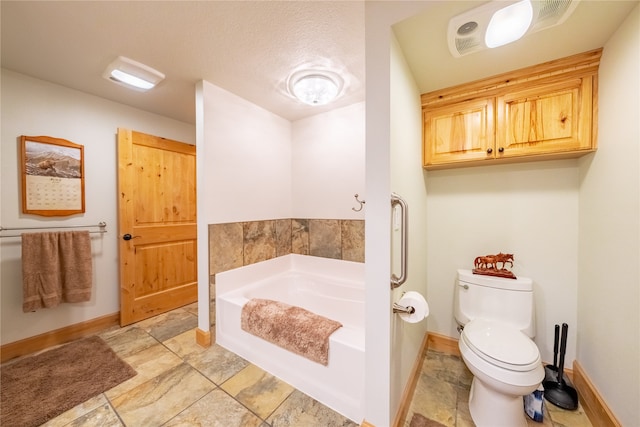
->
25, 175, 83, 211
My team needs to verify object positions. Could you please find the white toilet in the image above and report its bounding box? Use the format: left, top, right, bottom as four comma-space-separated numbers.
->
454, 269, 544, 427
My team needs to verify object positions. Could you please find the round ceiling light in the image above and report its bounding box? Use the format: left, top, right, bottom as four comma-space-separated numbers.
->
288, 70, 343, 106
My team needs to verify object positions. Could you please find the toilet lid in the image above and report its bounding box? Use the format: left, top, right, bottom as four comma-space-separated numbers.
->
462, 319, 540, 371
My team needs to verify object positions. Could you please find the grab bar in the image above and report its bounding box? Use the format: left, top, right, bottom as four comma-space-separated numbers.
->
391, 193, 408, 289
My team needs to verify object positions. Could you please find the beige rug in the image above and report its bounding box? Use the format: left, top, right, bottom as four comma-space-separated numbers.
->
241, 298, 342, 365
1, 336, 136, 427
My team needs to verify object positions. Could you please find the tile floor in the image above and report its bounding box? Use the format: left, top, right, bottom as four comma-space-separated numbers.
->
37, 303, 358, 427
10, 304, 594, 427
406, 349, 593, 427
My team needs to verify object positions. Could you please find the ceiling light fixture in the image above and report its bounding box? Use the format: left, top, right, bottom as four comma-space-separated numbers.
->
288, 70, 343, 106
485, 0, 533, 48
103, 56, 164, 91
447, 0, 581, 57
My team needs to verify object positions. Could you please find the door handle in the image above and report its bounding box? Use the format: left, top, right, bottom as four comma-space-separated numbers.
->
122, 234, 140, 241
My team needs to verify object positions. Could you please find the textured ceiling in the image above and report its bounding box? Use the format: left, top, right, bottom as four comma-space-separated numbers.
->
1, 1, 365, 124
1, 1, 637, 125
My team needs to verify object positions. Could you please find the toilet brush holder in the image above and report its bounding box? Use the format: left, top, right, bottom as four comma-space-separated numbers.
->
543, 324, 574, 387
543, 323, 578, 410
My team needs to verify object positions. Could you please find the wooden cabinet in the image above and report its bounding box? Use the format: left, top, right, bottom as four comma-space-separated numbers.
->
423, 98, 494, 166
422, 49, 601, 170
497, 77, 594, 158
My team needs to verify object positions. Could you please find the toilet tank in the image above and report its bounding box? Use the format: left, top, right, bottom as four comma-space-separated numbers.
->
454, 269, 536, 338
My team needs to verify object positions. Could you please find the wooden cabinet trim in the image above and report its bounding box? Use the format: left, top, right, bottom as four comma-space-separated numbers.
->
421, 48, 602, 109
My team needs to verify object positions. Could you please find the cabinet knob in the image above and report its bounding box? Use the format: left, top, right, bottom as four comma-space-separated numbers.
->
498, 147, 504, 153
487, 148, 493, 154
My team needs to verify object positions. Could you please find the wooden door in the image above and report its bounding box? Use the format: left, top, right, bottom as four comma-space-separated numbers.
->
117, 129, 197, 326
423, 97, 495, 168
496, 77, 593, 158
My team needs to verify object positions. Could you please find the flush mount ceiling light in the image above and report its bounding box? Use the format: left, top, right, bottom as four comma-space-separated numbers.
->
288, 70, 344, 106
103, 56, 164, 91
447, 0, 581, 57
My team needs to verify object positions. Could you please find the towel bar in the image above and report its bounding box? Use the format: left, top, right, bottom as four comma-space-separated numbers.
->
0, 222, 106, 238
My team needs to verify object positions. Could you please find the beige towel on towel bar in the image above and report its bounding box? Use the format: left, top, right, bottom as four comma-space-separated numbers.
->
21, 231, 93, 312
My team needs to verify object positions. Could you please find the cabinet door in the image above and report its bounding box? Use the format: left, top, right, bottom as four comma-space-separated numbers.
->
423, 98, 494, 168
496, 77, 593, 158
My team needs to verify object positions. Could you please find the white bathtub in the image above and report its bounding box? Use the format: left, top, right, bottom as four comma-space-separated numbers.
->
216, 254, 365, 423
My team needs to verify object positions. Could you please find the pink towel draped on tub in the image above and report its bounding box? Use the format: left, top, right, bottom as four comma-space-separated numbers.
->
21, 231, 93, 312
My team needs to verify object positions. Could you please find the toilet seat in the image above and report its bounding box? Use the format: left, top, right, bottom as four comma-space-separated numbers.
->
462, 318, 541, 372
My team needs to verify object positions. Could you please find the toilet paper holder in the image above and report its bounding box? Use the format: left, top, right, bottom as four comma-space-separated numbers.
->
394, 291, 429, 322
393, 302, 415, 315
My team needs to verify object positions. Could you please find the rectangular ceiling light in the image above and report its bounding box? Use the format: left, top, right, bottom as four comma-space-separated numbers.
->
103, 56, 164, 91
485, 0, 534, 48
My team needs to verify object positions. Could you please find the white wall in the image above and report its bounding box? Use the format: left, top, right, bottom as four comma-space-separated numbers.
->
0, 70, 194, 344
425, 160, 580, 365
389, 34, 429, 419
364, 2, 433, 425
364, 8, 393, 425
200, 81, 366, 224
577, 5, 640, 426
200, 81, 292, 225
292, 102, 365, 220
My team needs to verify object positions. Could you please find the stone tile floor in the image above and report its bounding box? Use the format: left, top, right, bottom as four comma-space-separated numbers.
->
406, 349, 593, 427
37, 303, 357, 427
7, 303, 594, 426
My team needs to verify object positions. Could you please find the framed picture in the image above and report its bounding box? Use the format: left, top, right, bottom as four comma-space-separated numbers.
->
20, 135, 85, 216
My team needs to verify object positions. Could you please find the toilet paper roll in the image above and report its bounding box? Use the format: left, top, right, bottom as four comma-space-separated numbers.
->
397, 291, 429, 323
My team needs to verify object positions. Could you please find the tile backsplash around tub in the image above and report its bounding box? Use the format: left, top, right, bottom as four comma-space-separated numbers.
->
209, 218, 364, 278
207, 218, 364, 326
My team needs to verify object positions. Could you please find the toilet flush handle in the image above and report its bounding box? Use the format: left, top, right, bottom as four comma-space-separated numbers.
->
458, 283, 469, 290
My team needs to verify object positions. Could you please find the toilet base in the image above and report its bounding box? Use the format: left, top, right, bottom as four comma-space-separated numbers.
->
468, 377, 528, 427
